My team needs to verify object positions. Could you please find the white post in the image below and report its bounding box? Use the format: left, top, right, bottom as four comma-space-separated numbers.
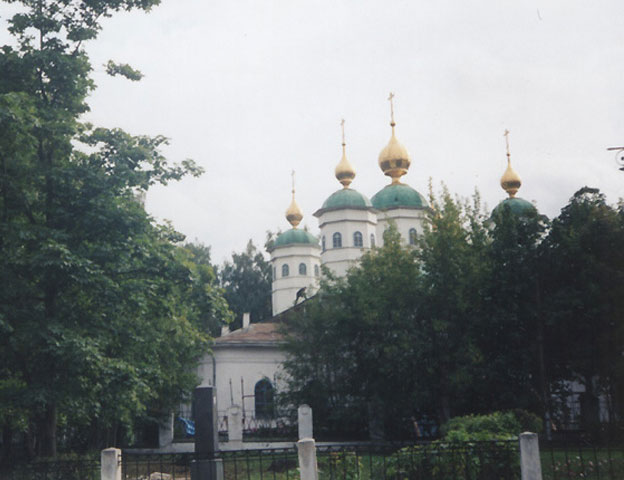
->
101, 448, 121, 480
227, 404, 243, 443
242, 312, 251, 328
297, 438, 318, 480
158, 412, 174, 447
519, 432, 543, 480
298, 404, 313, 440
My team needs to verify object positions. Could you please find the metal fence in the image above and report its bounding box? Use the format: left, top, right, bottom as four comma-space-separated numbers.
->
540, 440, 624, 480
121, 440, 519, 480
315, 441, 519, 480
122, 448, 299, 480
0, 457, 100, 480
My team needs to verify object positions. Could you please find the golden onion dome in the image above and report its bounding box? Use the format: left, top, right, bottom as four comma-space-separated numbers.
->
500, 130, 521, 198
500, 162, 522, 198
378, 93, 410, 184
286, 171, 303, 228
335, 119, 356, 188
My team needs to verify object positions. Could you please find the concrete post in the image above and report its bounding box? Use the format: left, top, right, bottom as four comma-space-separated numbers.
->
191, 387, 223, 480
193, 387, 219, 456
101, 448, 121, 480
297, 438, 318, 480
298, 404, 313, 440
227, 405, 243, 443
158, 412, 174, 447
519, 432, 543, 480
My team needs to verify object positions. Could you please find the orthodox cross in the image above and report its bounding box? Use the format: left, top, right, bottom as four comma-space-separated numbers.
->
503, 129, 511, 162
291, 170, 296, 195
388, 92, 395, 125
340, 118, 346, 145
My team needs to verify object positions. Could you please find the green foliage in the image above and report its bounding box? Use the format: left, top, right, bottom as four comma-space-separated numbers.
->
318, 451, 363, 480
219, 239, 272, 328
0, 0, 229, 459
539, 187, 624, 434
384, 441, 519, 480
105, 60, 144, 81
282, 182, 624, 440
440, 411, 522, 441
282, 188, 494, 437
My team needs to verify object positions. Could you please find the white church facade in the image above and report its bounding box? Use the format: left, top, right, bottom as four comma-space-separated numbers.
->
195, 100, 536, 425
197, 99, 434, 421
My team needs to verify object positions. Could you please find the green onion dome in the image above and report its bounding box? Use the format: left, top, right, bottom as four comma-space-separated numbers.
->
371, 183, 428, 210
321, 188, 372, 210
491, 197, 537, 218
272, 228, 319, 248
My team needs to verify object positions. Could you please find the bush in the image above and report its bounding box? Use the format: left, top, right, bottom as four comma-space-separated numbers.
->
440, 410, 541, 442
385, 441, 519, 480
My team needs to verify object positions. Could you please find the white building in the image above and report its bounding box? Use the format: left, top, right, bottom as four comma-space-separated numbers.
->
200, 101, 431, 421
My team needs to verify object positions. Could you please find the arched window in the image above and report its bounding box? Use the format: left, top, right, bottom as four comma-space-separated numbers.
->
254, 379, 274, 419
353, 231, 363, 247
409, 228, 418, 245
299, 263, 307, 275
282, 264, 289, 277
370, 233, 376, 248
332, 232, 342, 248
322, 236, 326, 252
314, 264, 320, 277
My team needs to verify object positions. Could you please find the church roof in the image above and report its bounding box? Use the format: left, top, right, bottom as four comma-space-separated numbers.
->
491, 197, 537, 218
214, 322, 283, 347
272, 228, 319, 248
319, 188, 372, 211
371, 183, 428, 210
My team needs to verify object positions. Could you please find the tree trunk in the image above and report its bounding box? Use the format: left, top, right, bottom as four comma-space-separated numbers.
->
438, 394, 451, 424
39, 404, 57, 458
1, 425, 12, 465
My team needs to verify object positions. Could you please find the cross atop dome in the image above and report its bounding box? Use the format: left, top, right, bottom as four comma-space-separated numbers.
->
378, 92, 411, 184
335, 118, 356, 188
500, 129, 522, 198
286, 170, 303, 227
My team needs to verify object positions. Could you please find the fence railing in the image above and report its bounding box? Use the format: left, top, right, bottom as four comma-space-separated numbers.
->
539, 439, 624, 480
0, 457, 100, 480
121, 440, 520, 480
122, 448, 299, 480
314, 441, 520, 480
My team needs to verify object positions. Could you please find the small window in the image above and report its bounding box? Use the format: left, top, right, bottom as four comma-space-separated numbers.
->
332, 232, 342, 248
282, 264, 289, 277
370, 233, 376, 248
409, 228, 418, 245
322, 236, 326, 252
254, 379, 274, 419
353, 231, 363, 247
314, 264, 320, 277
299, 263, 307, 275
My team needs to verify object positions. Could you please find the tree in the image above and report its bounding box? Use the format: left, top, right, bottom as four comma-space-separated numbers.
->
539, 187, 624, 436
181, 242, 233, 336
282, 185, 491, 437
220, 239, 271, 328
0, 0, 228, 458
416, 187, 490, 422
281, 225, 424, 439
474, 197, 547, 416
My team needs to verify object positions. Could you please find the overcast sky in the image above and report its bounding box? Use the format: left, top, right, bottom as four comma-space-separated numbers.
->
2, 1, 623, 263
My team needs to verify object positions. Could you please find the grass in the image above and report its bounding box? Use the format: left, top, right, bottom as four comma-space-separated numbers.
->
541, 446, 624, 479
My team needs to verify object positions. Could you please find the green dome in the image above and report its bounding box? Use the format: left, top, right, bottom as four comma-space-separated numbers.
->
321, 188, 372, 210
273, 228, 319, 248
371, 183, 427, 210
491, 197, 537, 218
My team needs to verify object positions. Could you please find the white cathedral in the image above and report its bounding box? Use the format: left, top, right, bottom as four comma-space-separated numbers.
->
196, 99, 531, 424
